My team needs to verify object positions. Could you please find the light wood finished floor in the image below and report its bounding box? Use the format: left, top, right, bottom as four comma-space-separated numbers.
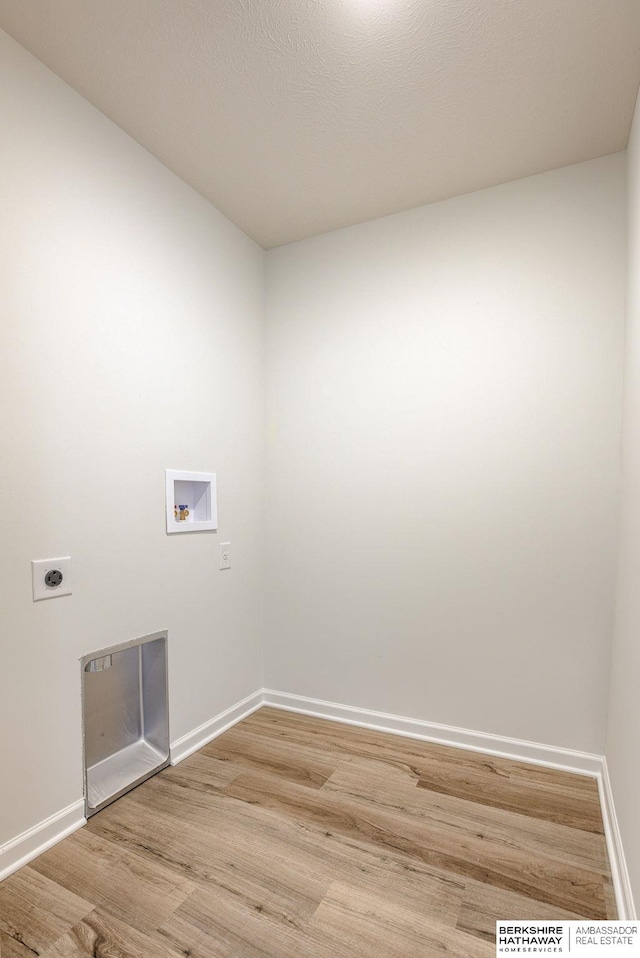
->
0, 707, 616, 957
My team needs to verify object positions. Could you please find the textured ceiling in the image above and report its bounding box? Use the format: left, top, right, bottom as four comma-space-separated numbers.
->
1, 0, 639, 248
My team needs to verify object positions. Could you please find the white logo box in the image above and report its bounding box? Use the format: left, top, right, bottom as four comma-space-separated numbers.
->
496, 922, 640, 955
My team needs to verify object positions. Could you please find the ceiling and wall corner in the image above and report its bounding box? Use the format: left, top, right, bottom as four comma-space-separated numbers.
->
0, 0, 638, 248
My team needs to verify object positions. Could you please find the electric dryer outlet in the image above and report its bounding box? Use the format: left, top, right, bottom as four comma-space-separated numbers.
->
31, 557, 73, 600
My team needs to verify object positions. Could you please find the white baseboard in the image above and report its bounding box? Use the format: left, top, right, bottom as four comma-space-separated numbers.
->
598, 759, 637, 919
0, 800, 85, 883
170, 689, 264, 765
262, 689, 604, 776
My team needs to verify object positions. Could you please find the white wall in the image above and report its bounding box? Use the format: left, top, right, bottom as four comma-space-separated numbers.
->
607, 87, 640, 911
265, 155, 626, 753
0, 30, 265, 845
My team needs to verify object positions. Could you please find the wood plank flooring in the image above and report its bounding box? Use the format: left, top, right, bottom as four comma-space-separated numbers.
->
0, 707, 616, 957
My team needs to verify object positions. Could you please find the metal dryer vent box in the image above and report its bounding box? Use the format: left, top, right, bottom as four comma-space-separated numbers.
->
81, 631, 169, 817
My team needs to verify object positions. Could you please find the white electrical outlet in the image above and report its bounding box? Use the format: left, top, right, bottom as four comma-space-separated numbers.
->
219, 542, 231, 570
32, 557, 72, 601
